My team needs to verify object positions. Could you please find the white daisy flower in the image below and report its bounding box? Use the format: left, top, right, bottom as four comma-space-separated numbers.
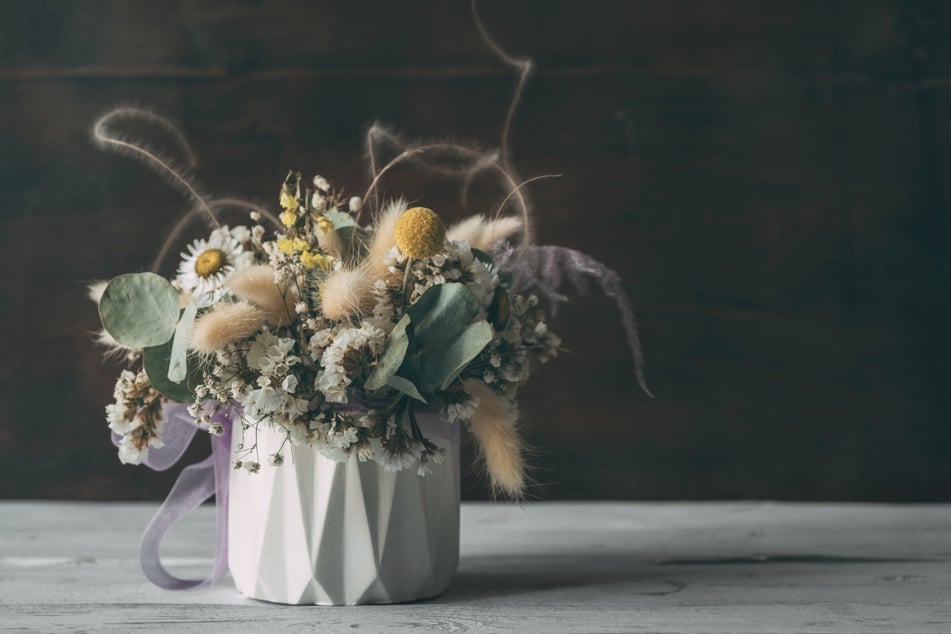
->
176, 226, 247, 307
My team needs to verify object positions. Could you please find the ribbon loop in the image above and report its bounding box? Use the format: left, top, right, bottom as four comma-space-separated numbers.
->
125, 404, 234, 590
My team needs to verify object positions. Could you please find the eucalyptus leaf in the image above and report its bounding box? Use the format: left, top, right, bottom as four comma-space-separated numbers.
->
428, 320, 494, 390
405, 282, 483, 340
144, 339, 195, 403
168, 301, 198, 383
368, 283, 493, 400
365, 314, 411, 391
386, 375, 427, 403
99, 273, 180, 348
324, 210, 356, 229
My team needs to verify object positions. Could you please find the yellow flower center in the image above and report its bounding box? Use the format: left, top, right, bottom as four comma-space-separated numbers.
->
194, 248, 226, 278
394, 207, 446, 259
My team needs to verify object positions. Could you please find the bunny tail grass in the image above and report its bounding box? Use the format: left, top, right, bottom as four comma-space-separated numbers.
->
319, 267, 375, 321
366, 198, 408, 279
447, 215, 523, 251
226, 265, 296, 326
463, 378, 526, 499
190, 302, 267, 355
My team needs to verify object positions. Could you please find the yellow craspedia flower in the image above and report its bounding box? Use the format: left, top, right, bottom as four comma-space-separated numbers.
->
301, 250, 335, 270
280, 190, 299, 211
280, 210, 298, 228
316, 216, 334, 234
394, 207, 446, 259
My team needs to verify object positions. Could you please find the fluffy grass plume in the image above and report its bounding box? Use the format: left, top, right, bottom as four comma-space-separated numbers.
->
463, 378, 525, 498
227, 265, 295, 325
366, 197, 407, 279
447, 215, 522, 250
190, 302, 267, 354
87, 280, 109, 304
320, 267, 374, 321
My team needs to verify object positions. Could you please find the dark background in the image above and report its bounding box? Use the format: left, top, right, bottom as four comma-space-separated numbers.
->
1, 1, 949, 501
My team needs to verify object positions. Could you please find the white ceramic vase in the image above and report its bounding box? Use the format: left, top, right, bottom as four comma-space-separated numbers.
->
228, 422, 460, 605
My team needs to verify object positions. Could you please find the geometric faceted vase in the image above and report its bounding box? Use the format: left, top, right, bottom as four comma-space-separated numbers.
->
228, 422, 460, 605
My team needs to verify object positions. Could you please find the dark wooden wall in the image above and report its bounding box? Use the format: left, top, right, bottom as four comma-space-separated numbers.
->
2, 1, 949, 501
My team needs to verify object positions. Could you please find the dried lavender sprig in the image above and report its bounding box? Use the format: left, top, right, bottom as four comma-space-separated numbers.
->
496, 244, 653, 397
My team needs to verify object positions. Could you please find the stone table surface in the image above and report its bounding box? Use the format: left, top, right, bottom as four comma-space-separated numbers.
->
1, 501, 950, 633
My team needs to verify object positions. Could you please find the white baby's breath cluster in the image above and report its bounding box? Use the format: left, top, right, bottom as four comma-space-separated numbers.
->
106, 369, 166, 465
476, 293, 562, 400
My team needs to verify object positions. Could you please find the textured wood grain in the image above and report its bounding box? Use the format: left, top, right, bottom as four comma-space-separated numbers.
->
2, 502, 951, 633
1, 1, 950, 501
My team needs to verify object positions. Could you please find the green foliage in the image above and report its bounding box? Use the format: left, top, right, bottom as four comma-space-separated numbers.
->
98, 273, 181, 348
365, 314, 411, 393
167, 301, 197, 383
324, 210, 356, 229
143, 339, 196, 403
365, 283, 494, 401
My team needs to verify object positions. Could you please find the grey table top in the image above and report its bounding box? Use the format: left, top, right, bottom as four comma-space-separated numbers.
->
2, 501, 949, 633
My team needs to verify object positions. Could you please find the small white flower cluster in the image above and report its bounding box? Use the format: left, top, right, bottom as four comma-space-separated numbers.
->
106, 370, 165, 465
441, 390, 480, 423
241, 331, 309, 427
476, 293, 562, 400
315, 324, 385, 404
381, 240, 498, 308
365, 415, 444, 476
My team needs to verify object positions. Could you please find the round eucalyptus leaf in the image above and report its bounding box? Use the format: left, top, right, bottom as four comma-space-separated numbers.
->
99, 273, 180, 348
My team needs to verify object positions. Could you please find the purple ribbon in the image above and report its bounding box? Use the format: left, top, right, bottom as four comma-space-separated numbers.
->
118, 399, 457, 591
112, 403, 234, 590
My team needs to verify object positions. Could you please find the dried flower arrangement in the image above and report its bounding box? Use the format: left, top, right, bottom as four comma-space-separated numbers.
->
89, 12, 650, 503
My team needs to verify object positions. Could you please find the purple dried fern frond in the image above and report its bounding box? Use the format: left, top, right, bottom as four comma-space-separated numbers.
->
496, 245, 653, 397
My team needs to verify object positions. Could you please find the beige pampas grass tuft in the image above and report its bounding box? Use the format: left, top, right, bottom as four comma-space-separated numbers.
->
190, 302, 267, 355
366, 197, 408, 279
463, 378, 526, 498
319, 267, 375, 321
87, 280, 109, 304
227, 265, 296, 325
93, 329, 135, 360
447, 215, 523, 251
